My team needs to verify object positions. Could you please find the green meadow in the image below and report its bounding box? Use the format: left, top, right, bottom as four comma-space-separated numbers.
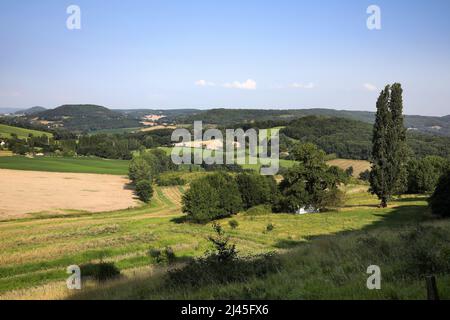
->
1, 181, 448, 300
0, 156, 129, 175
0, 124, 53, 139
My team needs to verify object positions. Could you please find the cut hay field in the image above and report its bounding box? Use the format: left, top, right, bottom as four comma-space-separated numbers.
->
141, 125, 177, 132
0, 124, 53, 139
0, 169, 139, 220
327, 159, 371, 177
0, 156, 129, 175
0, 150, 13, 157
0, 179, 442, 299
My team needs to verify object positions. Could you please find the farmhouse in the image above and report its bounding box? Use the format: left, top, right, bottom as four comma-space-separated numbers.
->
143, 114, 165, 121
296, 206, 319, 215
175, 139, 240, 151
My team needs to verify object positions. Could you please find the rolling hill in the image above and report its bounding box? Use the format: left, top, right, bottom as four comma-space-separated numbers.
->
5, 105, 450, 136
33, 105, 141, 132
280, 116, 450, 160
14, 106, 46, 116
170, 108, 450, 136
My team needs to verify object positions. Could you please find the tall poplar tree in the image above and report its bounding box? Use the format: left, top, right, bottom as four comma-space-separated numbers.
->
388, 83, 408, 194
370, 83, 408, 207
370, 85, 391, 207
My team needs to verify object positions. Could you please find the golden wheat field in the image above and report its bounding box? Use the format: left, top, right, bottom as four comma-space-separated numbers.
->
326, 159, 370, 177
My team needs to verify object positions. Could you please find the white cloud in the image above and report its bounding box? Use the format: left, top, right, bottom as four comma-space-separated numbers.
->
290, 82, 315, 89
195, 80, 215, 87
223, 79, 257, 90
363, 83, 377, 91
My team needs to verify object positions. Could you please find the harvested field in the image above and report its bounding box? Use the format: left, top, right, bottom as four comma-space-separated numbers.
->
326, 159, 371, 177
0, 151, 13, 157
0, 169, 139, 220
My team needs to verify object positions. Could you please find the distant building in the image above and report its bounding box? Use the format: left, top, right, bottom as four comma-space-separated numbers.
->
174, 139, 240, 151
295, 206, 319, 215
143, 114, 165, 121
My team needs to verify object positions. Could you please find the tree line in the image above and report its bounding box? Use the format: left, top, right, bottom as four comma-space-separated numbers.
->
128, 149, 176, 202
280, 115, 450, 160
1, 129, 174, 159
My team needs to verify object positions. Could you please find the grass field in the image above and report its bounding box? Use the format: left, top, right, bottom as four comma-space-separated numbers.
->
160, 146, 369, 174
1, 179, 447, 299
0, 124, 53, 139
0, 156, 129, 175
160, 146, 297, 171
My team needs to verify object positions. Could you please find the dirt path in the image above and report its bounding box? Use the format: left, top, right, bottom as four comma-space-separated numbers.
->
0, 169, 139, 220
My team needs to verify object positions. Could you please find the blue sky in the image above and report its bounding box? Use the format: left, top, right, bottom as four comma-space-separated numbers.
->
1, 0, 449, 115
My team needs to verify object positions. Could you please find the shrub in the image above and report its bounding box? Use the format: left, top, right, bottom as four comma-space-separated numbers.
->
157, 176, 186, 186
266, 223, 274, 232
428, 170, 450, 217
319, 188, 345, 208
245, 204, 272, 216
136, 179, 153, 203
129, 149, 175, 183
149, 246, 176, 265
359, 169, 370, 181
345, 166, 354, 177
80, 262, 121, 282
407, 156, 449, 194
167, 224, 281, 287
228, 219, 239, 229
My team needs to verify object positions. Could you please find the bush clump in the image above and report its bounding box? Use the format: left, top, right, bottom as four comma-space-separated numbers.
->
157, 176, 186, 186
236, 172, 279, 209
359, 169, 370, 181
266, 223, 275, 232
245, 204, 272, 216
136, 179, 153, 203
428, 170, 450, 217
149, 246, 176, 265
228, 219, 239, 229
407, 156, 449, 194
182, 172, 243, 223
80, 262, 121, 282
167, 223, 280, 287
